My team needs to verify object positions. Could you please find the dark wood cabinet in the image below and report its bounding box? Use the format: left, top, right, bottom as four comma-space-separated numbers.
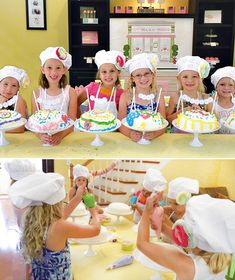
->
189, 0, 235, 92
68, 0, 110, 87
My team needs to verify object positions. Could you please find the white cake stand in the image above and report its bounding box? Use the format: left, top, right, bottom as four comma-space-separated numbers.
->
75, 119, 121, 147
72, 227, 115, 256
0, 118, 27, 146
25, 118, 74, 146
221, 119, 235, 133
104, 208, 133, 225
122, 118, 168, 145
172, 119, 221, 147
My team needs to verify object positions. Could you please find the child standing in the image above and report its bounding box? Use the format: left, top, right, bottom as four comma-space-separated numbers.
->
0, 65, 29, 132
32, 47, 77, 145
167, 56, 212, 127
210, 66, 235, 134
76, 49, 125, 117
118, 53, 166, 142
8, 172, 101, 280
130, 168, 167, 225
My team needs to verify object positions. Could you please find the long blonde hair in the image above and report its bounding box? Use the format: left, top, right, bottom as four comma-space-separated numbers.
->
198, 250, 232, 273
21, 202, 63, 261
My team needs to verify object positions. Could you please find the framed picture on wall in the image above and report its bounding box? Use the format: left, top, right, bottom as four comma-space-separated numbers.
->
81, 31, 99, 45
204, 10, 222, 24
25, 0, 47, 30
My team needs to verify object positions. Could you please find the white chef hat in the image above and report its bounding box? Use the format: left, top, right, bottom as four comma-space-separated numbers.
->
211, 66, 235, 87
182, 194, 235, 253
8, 172, 66, 209
176, 56, 210, 79
73, 164, 90, 180
0, 66, 30, 87
167, 177, 199, 204
40, 47, 72, 69
143, 169, 167, 192
4, 159, 37, 181
125, 53, 159, 74
94, 50, 125, 70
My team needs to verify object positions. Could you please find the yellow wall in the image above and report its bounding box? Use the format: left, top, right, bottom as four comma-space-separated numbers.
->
110, 0, 189, 13
0, 0, 68, 113
54, 159, 235, 200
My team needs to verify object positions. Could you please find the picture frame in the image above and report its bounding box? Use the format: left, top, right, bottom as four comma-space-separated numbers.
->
26, 0, 47, 30
81, 31, 99, 45
204, 10, 222, 24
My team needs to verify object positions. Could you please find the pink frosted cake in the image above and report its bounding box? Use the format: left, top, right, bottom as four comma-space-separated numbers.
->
28, 109, 68, 132
0, 110, 22, 129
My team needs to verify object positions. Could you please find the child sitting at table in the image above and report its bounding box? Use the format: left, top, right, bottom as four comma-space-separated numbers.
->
130, 168, 167, 225
0, 65, 29, 132
75, 49, 125, 117
210, 66, 235, 134
69, 164, 104, 214
8, 172, 101, 280
31, 46, 77, 145
118, 53, 166, 142
166, 56, 212, 131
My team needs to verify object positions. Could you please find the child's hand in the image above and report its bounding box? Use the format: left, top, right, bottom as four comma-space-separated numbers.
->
37, 133, 52, 144
75, 184, 86, 199
75, 85, 85, 96
130, 130, 142, 142
143, 131, 156, 140
48, 132, 63, 146
145, 194, 159, 215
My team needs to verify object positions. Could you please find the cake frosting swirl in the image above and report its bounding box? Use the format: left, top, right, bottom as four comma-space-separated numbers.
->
79, 109, 117, 132
176, 109, 219, 132
28, 109, 69, 132
0, 109, 22, 129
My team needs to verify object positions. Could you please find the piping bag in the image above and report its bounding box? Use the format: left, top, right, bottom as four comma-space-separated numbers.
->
107, 255, 134, 270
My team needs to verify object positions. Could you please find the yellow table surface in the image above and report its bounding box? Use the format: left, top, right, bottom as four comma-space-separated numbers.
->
70, 214, 175, 280
0, 131, 235, 158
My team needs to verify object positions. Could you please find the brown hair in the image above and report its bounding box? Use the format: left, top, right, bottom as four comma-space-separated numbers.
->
39, 73, 68, 89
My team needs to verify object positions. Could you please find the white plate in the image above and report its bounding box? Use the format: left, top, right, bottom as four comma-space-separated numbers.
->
104, 207, 133, 216
121, 118, 168, 132
0, 118, 27, 132
172, 119, 220, 134
75, 119, 121, 133
25, 118, 74, 135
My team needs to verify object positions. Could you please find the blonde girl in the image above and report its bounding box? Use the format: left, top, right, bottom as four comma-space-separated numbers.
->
137, 194, 233, 280
118, 53, 166, 142
167, 56, 212, 127
210, 66, 235, 134
9, 172, 100, 280
32, 47, 77, 145
76, 50, 125, 118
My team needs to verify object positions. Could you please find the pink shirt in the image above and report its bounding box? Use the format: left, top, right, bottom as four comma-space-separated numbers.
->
85, 82, 124, 110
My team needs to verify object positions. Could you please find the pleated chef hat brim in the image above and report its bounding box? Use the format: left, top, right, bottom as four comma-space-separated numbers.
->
184, 194, 235, 253
8, 172, 66, 209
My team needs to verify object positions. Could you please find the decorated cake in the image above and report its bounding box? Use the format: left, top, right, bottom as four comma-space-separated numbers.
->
79, 109, 117, 132
224, 112, 235, 129
0, 109, 22, 129
124, 110, 166, 131
176, 109, 219, 132
106, 202, 132, 215
28, 109, 69, 132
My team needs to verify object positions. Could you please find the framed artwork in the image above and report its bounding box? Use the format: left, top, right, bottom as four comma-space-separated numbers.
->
204, 10, 222, 24
26, 0, 47, 30
81, 31, 99, 45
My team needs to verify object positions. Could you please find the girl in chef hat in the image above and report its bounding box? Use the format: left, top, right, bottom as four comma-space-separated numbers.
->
31, 46, 77, 145
69, 164, 104, 214
8, 172, 101, 280
0, 65, 29, 132
118, 52, 166, 142
76, 49, 125, 118
210, 66, 235, 134
167, 56, 212, 130
130, 168, 167, 225
137, 193, 233, 280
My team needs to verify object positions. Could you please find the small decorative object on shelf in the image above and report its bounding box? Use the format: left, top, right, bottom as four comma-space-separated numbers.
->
137, 0, 145, 10
179, 6, 187, 14
83, 56, 95, 64
123, 44, 130, 61
171, 44, 178, 64
81, 7, 98, 24
167, 6, 175, 14
205, 57, 220, 68
125, 6, 133, 13
156, 0, 165, 13
202, 29, 219, 47
114, 6, 122, 13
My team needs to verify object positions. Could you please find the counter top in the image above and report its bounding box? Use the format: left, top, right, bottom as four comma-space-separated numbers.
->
0, 131, 234, 159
